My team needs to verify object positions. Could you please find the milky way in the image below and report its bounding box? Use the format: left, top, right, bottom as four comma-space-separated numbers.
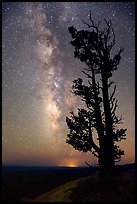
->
2, 2, 135, 166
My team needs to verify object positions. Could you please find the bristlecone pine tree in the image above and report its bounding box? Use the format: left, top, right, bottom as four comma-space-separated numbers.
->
66, 13, 127, 173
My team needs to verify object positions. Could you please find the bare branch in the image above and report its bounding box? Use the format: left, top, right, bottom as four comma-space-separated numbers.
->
89, 120, 100, 153
104, 19, 111, 33
108, 81, 114, 88
88, 80, 92, 86
119, 47, 124, 54
109, 85, 116, 101
89, 10, 94, 24
111, 100, 118, 115
104, 19, 112, 27
81, 19, 92, 28
104, 19, 111, 45
85, 162, 93, 168
110, 97, 116, 113
83, 67, 92, 72
97, 20, 101, 27
96, 81, 103, 92
81, 11, 100, 34
92, 150, 99, 158
109, 27, 115, 49
82, 70, 92, 78
103, 19, 116, 51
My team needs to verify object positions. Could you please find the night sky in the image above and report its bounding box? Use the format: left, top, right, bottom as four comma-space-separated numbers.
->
2, 2, 135, 167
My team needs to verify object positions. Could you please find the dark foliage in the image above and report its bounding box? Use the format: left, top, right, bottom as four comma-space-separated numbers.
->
66, 12, 127, 172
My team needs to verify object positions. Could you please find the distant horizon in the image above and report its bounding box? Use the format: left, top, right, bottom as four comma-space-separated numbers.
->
2, 163, 89, 168
2, 162, 135, 168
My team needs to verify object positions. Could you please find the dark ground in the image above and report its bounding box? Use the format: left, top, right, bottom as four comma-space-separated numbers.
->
2, 166, 92, 202
2, 163, 135, 202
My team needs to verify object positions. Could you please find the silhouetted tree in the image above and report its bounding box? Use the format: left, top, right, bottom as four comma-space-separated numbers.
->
66, 12, 127, 173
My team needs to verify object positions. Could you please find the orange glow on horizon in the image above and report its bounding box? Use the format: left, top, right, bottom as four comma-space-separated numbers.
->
66, 163, 77, 167
58, 161, 78, 167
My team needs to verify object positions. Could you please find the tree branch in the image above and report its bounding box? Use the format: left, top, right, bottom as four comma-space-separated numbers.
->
82, 70, 92, 79
109, 85, 116, 101
89, 120, 100, 153
112, 115, 123, 125
109, 27, 115, 50
81, 19, 92, 28
87, 103, 94, 111
92, 150, 99, 158
103, 19, 116, 51
82, 11, 100, 35
111, 100, 118, 115
85, 162, 93, 168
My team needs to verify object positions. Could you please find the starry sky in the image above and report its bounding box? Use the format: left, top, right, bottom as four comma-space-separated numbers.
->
2, 2, 135, 167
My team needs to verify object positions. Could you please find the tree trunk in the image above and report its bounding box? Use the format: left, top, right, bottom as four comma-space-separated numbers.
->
101, 71, 115, 173
99, 138, 114, 174
91, 67, 115, 173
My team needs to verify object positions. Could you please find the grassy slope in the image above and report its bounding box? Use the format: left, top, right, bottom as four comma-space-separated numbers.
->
22, 169, 135, 202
